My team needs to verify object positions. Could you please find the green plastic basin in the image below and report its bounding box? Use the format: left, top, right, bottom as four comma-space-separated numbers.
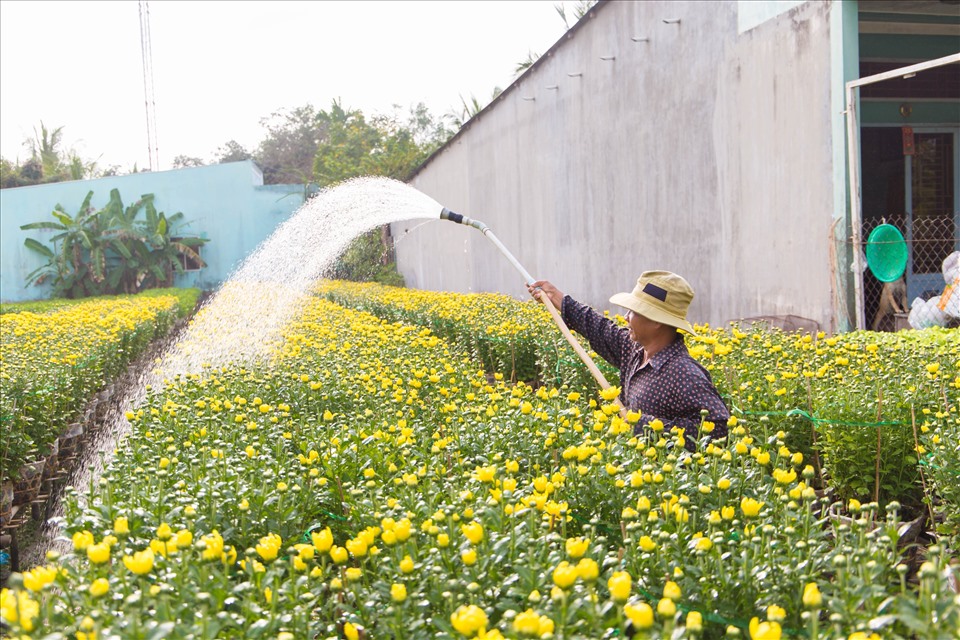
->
865, 224, 907, 283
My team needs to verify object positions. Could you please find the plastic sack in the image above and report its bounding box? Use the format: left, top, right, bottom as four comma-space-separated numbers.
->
908, 296, 948, 329
943, 251, 959, 285
938, 280, 960, 319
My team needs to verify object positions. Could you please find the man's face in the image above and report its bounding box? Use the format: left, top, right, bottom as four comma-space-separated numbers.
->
625, 309, 659, 344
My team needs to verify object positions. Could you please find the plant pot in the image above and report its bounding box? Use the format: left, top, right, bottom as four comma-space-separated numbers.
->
41, 438, 60, 482
59, 423, 84, 458
12, 459, 45, 507
0, 481, 13, 526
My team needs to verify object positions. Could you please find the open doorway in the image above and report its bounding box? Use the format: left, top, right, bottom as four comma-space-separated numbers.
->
861, 126, 958, 330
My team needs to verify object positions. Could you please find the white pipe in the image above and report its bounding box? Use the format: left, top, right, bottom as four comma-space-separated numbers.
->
845, 83, 865, 330
440, 209, 625, 416
479, 228, 536, 285
844, 52, 960, 331
847, 53, 960, 89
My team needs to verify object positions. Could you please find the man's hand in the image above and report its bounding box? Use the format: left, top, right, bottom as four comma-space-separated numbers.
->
527, 280, 564, 309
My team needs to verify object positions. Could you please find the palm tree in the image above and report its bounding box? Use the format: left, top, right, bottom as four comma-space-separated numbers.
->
514, 2, 597, 78
26, 122, 66, 180
554, 0, 598, 30
445, 91, 500, 131
514, 51, 541, 76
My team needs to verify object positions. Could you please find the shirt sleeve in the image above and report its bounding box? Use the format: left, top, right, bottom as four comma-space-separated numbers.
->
560, 295, 633, 369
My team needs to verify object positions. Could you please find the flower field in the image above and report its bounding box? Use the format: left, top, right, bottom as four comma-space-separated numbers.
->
319, 281, 958, 512
1, 284, 958, 638
0, 289, 200, 486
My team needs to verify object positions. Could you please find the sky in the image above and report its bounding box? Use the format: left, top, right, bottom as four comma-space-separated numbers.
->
0, 0, 578, 172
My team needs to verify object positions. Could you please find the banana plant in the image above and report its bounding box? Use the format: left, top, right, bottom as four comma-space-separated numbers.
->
20, 190, 110, 298
133, 197, 206, 288
100, 189, 156, 293
21, 189, 209, 297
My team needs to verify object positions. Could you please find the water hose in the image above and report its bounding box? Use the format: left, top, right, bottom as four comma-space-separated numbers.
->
440, 208, 625, 417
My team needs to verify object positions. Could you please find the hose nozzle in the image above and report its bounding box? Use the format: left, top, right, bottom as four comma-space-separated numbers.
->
440, 207, 488, 232
440, 207, 464, 225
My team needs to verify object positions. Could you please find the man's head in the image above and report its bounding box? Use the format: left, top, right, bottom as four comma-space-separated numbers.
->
609, 271, 697, 337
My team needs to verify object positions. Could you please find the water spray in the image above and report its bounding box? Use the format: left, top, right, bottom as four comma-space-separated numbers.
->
440, 208, 624, 416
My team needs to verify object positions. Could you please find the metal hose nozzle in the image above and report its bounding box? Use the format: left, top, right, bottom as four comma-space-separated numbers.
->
440, 207, 464, 224
440, 207, 487, 232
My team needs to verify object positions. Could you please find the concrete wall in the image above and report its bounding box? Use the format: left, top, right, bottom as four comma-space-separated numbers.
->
0, 161, 304, 301
394, 0, 843, 331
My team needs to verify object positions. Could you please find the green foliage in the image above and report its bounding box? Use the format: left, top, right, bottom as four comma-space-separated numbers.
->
313, 101, 426, 187
255, 105, 328, 185
554, 0, 599, 30
921, 409, 960, 550
171, 155, 205, 169
312, 100, 450, 285
1, 122, 100, 188
214, 140, 252, 164
445, 88, 503, 131
20, 190, 208, 298
20, 190, 109, 297
329, 229, 405, 287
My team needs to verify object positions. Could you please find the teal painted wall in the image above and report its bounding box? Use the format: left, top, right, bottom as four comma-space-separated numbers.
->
0, 161, 304, 302
858, 32, 960, 127
862, 102, 960, 125
860, 34, 960, 60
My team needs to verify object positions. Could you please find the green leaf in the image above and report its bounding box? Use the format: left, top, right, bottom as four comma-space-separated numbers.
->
111, 239, 132, 259
107, 268, 124, 289
105, 188, 124, 221
77, 229, 94, 250
79, 190, 95, 216
23, 238, 54, 258
52, 210, 74, 227
20, 221, 65, 231
90, 246, 105, 279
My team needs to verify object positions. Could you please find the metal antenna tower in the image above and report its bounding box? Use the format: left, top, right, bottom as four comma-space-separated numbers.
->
139, 0, 159, 170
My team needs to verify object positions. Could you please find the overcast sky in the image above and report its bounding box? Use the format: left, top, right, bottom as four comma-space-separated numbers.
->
1, 0, 577, 171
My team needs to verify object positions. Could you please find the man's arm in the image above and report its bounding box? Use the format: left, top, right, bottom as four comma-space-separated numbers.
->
559, 296, 633, 370
528, 280, 633, 370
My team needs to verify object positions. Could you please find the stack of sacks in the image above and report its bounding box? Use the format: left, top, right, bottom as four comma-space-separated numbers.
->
940, 251, 959, 318
908, 251, 959, 328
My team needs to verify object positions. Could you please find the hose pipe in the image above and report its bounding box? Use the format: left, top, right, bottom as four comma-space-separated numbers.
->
439, 206, 624, 416
440, 208, 531, 284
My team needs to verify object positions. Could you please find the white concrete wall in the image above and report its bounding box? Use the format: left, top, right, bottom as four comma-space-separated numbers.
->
394, 0, 839, 331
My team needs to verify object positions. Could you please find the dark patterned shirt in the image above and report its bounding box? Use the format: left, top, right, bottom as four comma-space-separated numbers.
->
561, 296, 729, 448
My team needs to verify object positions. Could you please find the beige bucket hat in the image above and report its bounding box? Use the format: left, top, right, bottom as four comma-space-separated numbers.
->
609, 270, 697, 335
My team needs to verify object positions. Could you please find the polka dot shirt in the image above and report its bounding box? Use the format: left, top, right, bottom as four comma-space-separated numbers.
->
562, 296, 729, 449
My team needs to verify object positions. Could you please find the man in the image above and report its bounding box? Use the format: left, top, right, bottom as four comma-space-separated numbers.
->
528, 271, 729, 448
